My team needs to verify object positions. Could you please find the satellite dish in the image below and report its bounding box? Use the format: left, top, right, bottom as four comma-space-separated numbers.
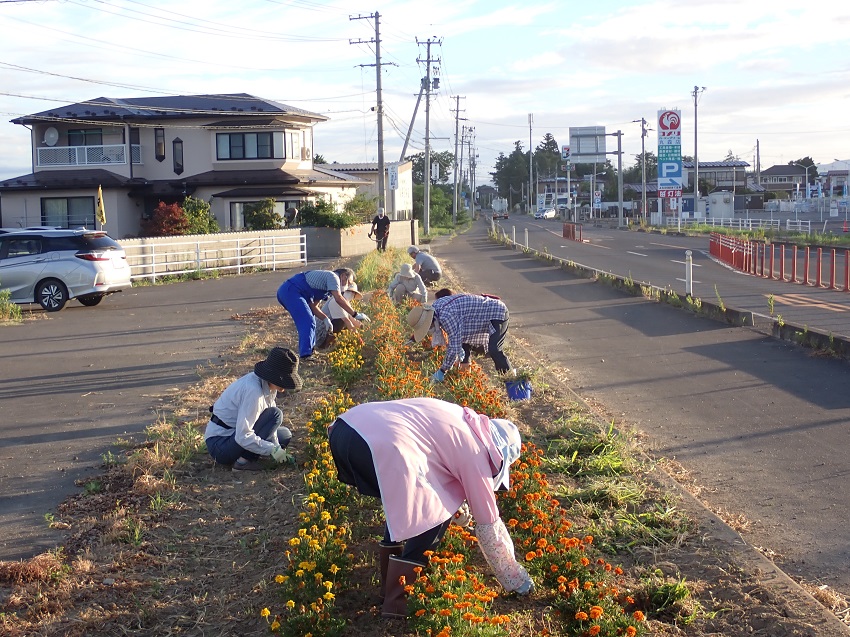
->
43, 127, 59, 147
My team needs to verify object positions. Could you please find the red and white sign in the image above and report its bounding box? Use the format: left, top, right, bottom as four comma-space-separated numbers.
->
658, 189, 682, 198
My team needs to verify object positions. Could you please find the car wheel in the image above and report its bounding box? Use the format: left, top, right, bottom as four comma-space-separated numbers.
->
77, 294, 104, 307
36, 279, 68, 312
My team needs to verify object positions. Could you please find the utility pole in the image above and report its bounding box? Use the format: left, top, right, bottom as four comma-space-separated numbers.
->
350, 13, 388, 210
692, 85, 706, 214
457, 125, 466, 223
469, 128, 476, 219
633, 117, 648, 222
528, 113, 533, 214
615, 130, 624, 227
417, 37, 441, 235
451, 95, 466, 226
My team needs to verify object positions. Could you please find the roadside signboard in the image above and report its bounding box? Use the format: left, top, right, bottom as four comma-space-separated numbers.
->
569, 127, 607, 163
657, 110, 682, 198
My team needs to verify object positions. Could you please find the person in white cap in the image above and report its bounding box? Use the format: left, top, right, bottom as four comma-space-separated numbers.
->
327, 397, 534, 618
323, 280, 365, 332
407, 245, 442, 285
370, 207, 391, 251
387, 263, 428, 304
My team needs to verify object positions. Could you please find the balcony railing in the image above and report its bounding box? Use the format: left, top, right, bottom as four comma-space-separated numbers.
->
37, 144, 142, 167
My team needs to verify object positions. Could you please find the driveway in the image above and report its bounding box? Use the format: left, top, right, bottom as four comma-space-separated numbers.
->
0, 267, 322, 560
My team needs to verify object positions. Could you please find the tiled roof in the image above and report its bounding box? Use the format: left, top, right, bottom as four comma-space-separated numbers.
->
11, 94, 326, 125
0, 169, 131, 191
761, 164, 806, 175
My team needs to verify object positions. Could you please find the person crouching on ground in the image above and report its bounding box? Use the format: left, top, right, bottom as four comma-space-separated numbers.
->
407, 245, 442, 285
323, 281, 365, 333
205, 347, 301, 472
407, 293, 512, 381
327, 397, 534, 618
276, 268, 370, 359
387, 263, 427, 304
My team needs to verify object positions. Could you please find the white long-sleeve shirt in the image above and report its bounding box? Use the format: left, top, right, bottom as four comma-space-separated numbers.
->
204, 372, 278, 455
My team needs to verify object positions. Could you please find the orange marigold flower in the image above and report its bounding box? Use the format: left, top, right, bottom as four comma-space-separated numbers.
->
626, 595, 635, 604
615, 567, 624, 575
415, 609, 426, 617
580, 557, 591, 567
439, 609, 452, 616
633, 610, 645, 621
588, 625, 601, 636
626, 627, 637, 637
525, 551, 536, 561
536, 538, 548, 549
589, 606, 603, 620
575, 611, 589, 621
550, 564, 559, 573
584, 535, 594, 544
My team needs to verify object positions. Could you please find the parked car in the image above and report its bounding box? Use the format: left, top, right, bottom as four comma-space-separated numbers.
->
0, 228, 131, 311
534, 207, 558, 220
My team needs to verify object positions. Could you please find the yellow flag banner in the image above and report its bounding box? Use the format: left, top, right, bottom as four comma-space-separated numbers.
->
96, 185, 106, 226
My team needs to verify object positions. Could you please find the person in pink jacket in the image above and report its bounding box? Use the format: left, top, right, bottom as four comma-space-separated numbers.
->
327, 397, 534, 618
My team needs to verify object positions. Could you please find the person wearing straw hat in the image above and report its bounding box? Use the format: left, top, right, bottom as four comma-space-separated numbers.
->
323, 281, 365, 333
407, 293, 512, 382
327, 397, 534, 618
407, 245, 442, 285
276, 268, 370, 358
387, 263, 427, 304
370, 207, 391, 251
205, 347, 303, 472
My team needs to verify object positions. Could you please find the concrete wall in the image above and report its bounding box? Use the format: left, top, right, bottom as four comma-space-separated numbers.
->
301, 220, 418, 258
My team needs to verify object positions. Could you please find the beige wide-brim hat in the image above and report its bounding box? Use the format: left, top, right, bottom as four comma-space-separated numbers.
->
399, 263, 416, 279
406, 305, 435, 343
343, 282, 363, 301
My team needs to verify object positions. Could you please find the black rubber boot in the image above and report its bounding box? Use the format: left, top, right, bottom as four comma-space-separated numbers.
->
378, 542, 403, 600
381, 555, 421, 618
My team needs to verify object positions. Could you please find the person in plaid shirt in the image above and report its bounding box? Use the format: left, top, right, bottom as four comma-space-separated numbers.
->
407, 293, 511, 381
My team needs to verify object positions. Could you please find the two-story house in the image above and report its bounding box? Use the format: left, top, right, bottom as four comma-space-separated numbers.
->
0, 94, 367, 238
759, 164, 812, 198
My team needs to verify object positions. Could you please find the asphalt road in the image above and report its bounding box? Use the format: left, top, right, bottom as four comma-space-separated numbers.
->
441, 218, 850, 597
0, 265, 330, 561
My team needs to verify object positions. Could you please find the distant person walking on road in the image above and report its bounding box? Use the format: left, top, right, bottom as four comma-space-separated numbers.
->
205, 347, 301, 472
407, 245, 442, 285
370, 207, 391, 251
407, 293, 512, 381
276, 268, 370, 358
387, 263, 427, 304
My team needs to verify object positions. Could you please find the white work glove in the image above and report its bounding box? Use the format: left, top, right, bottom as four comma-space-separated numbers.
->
354, 312, 370, 323
451, 501, 472, 528
322, 316, 333, 332
271, 445, 294, 464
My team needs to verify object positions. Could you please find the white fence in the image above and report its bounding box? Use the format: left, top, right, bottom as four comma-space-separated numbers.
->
664, 217, 782, 231
119, 233, 306, 282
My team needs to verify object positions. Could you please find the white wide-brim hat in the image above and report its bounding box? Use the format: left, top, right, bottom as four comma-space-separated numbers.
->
343, 282, 363, 300
399, 263, 416, 278
489, 418, 522, 491
406, 304, 435, 343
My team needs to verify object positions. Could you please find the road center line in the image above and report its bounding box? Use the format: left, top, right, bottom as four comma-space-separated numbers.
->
627, 251, 648, 257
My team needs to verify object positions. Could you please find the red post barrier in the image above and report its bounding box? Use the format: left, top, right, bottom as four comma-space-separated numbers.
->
803, 247, 810, 285
815, 247, 823, 287
791, 246, 797, 283
845, 250, 850, 292
761, 243, 767, 276
779, 244, 785, 281
828, 248, 836, 290
767, 243, 776, 279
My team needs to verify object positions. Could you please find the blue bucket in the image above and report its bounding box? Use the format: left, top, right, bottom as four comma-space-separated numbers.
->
505, 379, 532, 401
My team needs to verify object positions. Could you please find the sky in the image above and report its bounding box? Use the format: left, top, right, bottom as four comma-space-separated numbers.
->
1, 0, 850, 186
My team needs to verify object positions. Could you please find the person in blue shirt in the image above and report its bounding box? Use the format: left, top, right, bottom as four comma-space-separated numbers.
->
276, 268, 370, 358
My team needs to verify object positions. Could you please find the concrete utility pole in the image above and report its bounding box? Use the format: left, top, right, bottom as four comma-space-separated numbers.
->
633, 117, 648, 222
350, 12, 388, 209
615, 130, 624, 227
458, 125, 466, 222
692, 85, 706, 212
417, 37, 441, 235
451, 95, 466, 226
528, 113, 533, 214
468, 128, 476, 219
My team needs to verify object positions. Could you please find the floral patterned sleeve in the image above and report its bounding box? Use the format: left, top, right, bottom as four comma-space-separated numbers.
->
475, 518, 534, 595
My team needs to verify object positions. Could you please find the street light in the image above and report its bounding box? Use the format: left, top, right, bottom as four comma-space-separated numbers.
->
692, 86, 706, 211
793, 162, 817, 223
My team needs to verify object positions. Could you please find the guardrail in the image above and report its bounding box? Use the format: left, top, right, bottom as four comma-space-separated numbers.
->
120, 234, 306, 282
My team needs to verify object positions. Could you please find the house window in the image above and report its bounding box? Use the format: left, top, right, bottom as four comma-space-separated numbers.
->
67, 129, 102, 146
286, 132, 299, 160
155, 128, 165, 161
216, 132, 283, 160
228, 200, 288, 231
41, 197, 94, 228
173, 137, 184, 175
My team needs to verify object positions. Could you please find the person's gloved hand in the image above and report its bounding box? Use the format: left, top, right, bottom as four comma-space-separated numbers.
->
452, 501, 472, 527
431, 369, 445, 383
271, 445, 294, 464
322, 316, 334, 332
354, 312, 371, 323
515, 578, 535, 596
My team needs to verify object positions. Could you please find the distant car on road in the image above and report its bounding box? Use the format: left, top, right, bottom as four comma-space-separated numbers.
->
0, 228, 132, 311
534, 207, 558, 220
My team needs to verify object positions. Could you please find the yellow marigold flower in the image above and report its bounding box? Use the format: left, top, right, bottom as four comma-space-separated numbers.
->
260, 608, 270, 618
270, 620, 280, 631
295, 570, 304, 577
289, 537, 301, 546
275, 574, 286, 584
329, 564, 340, 574
589, 606, 603, 619
323, 592, 335, 601
575, 611, 588, 621
324, 581, 333, 591
298, 528, 307, 537
285, 600, 295, 610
